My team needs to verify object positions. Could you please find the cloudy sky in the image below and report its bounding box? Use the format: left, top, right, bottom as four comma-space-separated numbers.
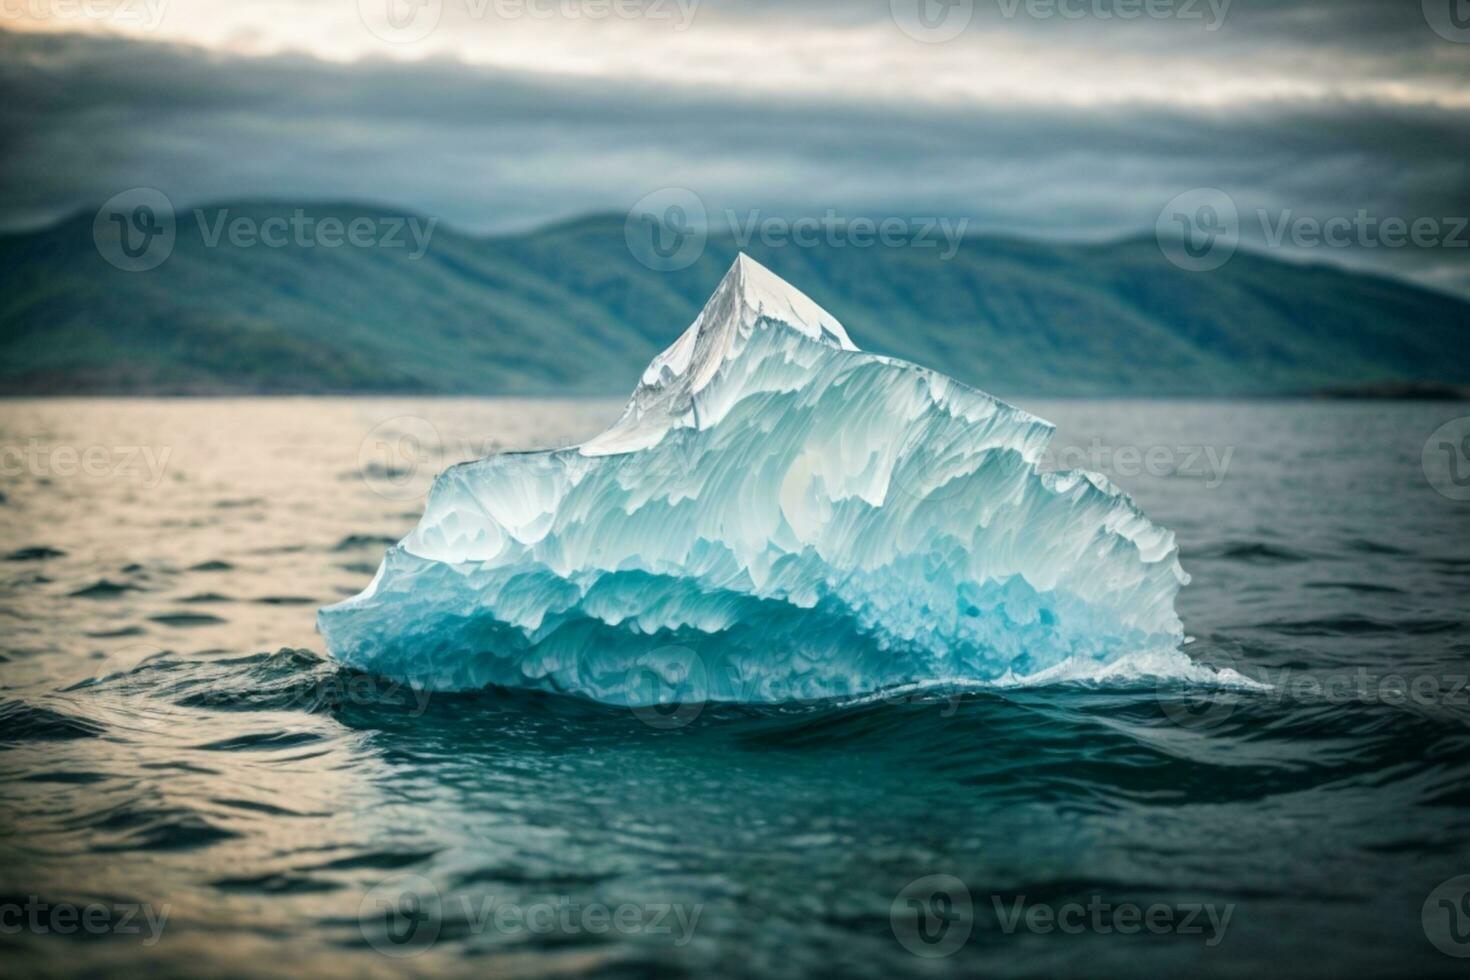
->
3, 0, 1469, 291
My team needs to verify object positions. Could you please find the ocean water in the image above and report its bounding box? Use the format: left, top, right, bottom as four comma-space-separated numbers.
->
1, 397, 1468, 978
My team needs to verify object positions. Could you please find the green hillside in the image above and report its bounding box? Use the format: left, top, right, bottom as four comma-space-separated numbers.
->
2, 203, 1467, 396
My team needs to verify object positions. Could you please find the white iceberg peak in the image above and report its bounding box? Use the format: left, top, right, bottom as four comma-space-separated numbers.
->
584, 254, 856, 455
643, 253, 855, 388
724, 253, 855, 352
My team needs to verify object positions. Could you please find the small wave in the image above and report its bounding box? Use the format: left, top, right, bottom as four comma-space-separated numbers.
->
1302, 581, 1406, 595
88, 804, 242, 853
188, 560, 235, 572
5, 546, 65, 561
214, 497, 267, 509
732, 648, 1270, 720
302, 849, 439, 872
0, 700, 102, 743
992, 647, 1269, 691
211, 873, 341, 895
69, 579, 142, 598
333, 534, 399, 551
1256, 615, 1461, 636
1189, 541, 1311, 563
149, 612, 228, 627
1341, 537, 1410, 556
194, 731, 324, 752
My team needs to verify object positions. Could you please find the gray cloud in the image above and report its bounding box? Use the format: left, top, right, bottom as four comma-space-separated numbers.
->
2, 16, 1468, 293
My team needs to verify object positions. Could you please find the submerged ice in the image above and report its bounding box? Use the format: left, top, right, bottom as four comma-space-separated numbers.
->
319, 255, 1188, 703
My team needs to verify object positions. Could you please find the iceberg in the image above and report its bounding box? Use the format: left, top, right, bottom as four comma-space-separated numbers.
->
318, 254, 1187, 703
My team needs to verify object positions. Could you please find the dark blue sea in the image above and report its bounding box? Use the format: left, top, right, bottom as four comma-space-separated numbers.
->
2, 397, 1469, 978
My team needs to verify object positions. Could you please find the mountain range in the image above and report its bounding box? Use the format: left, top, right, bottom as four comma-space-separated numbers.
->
3, 202, 1468, 397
